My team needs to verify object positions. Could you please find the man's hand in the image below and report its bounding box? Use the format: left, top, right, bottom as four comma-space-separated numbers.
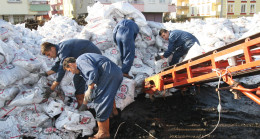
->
78, 104, 88, 111
161, 55, 165, 59
155, 55, 161, 61
84, 88, 93, 103
51, 81, 60, 91
39, 72, 48, 77
43, 87, 52, 99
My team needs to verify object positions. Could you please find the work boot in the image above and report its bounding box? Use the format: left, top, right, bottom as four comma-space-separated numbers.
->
89, 119, 110, 139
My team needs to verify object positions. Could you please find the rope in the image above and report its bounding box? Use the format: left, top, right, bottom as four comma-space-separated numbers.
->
113, 122, 157, 139
113, 122, 125, 139
201, 67, 232, 138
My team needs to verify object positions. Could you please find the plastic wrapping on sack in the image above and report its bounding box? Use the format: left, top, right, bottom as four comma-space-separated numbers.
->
37, 15, 81, 43
141, 34, 155, 46
55, 107, 96, 137
0, 116, 22, 138
0, 40, 16, 65
60, 71, 76, 97
154, 58, 168, 74
130, 58, 154, 76
0, 64, 30, 88
12, 48, 41, 72
36, 76, 53, 89
112, 2, 146, 25
115, 78, 136, 111
15, 73, 39, 86
91, 28, 114, 51
103, 47, 121, 65
8, 86, 45, 107
0, 104, 44, 120
43, 98, 64, 118
86, 2, 117, 23
36, 54, 55, 72
147, 21, 165, 29
16, 108, 49, 128
0, 87, 19, 101
182, 43, 205, 62
0, 87, 19, 108
37, 127, 77, 139
143, 52, 155, 68
0, 25, 13, 41
155, 35, 168, 50
64, 96, 78, 109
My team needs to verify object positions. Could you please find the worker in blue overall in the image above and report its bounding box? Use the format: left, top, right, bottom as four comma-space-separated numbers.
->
159, 29, 200, 66
63, 53, 123, 139
113, 17, 139, 79
40, 39, 102, 108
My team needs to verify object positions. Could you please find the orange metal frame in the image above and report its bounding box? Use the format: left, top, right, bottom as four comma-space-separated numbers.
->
144, 33, 260, 105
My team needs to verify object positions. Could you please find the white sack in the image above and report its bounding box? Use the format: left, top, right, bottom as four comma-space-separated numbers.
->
182, 43, 205, 62
130, 58, 154, 76
103, 47, 121, 65
43, 98, 65, 118
16, 108, 49, 128
0, 116, 21, 138
0, 87, 19, 101
55, 107, 96, 136
115, 78, 136, 110
8, 87, 45, 107
60, 71, 76, 97
0, 64, 30, 88
12, 48, 41, 72
0, 40, 15, 64
154, 58, 168, 73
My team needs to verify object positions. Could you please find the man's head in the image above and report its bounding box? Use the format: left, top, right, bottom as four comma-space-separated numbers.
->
63, 57, 80, 74
41, 42, 57, 58
127, 17, 135, 22
159, 29, 169, 40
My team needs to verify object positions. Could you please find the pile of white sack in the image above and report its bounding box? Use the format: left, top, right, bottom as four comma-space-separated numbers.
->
0, 1, 260, 138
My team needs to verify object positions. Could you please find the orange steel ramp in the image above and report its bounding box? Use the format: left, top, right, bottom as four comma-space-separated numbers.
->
144, 32, 260, 105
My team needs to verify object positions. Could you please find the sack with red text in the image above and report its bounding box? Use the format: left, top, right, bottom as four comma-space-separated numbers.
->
115, 77, 136, 111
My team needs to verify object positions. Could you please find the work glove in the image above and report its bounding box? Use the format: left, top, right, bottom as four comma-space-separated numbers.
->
43, 87, 52, 99
155, 55, 162, 61
39, 72, 48, 77
84, 88, 93, 102
78, 104, 88, 111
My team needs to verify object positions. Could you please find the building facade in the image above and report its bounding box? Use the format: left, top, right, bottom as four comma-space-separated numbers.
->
0, 0, 50, 24
171, 0, 189, 19
187, 0, 259, 19
49, 0, 63, 17
61, 0, 175, 22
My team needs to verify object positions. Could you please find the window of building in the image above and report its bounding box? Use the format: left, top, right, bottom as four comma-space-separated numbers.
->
159, 0, 165, 3
241, 0, 247, 1
148, 0, 155, 3
250, 4, 255, 13
191, 7, 195, 15
227, 3, 234, 13
207, 4, 210, 14
7, 0, 21, 3
3, 16, 9, 22
13, 15, 25, 24
197, 7, 200, 14
241, 4, 246, 13
250, 0, 256, 1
